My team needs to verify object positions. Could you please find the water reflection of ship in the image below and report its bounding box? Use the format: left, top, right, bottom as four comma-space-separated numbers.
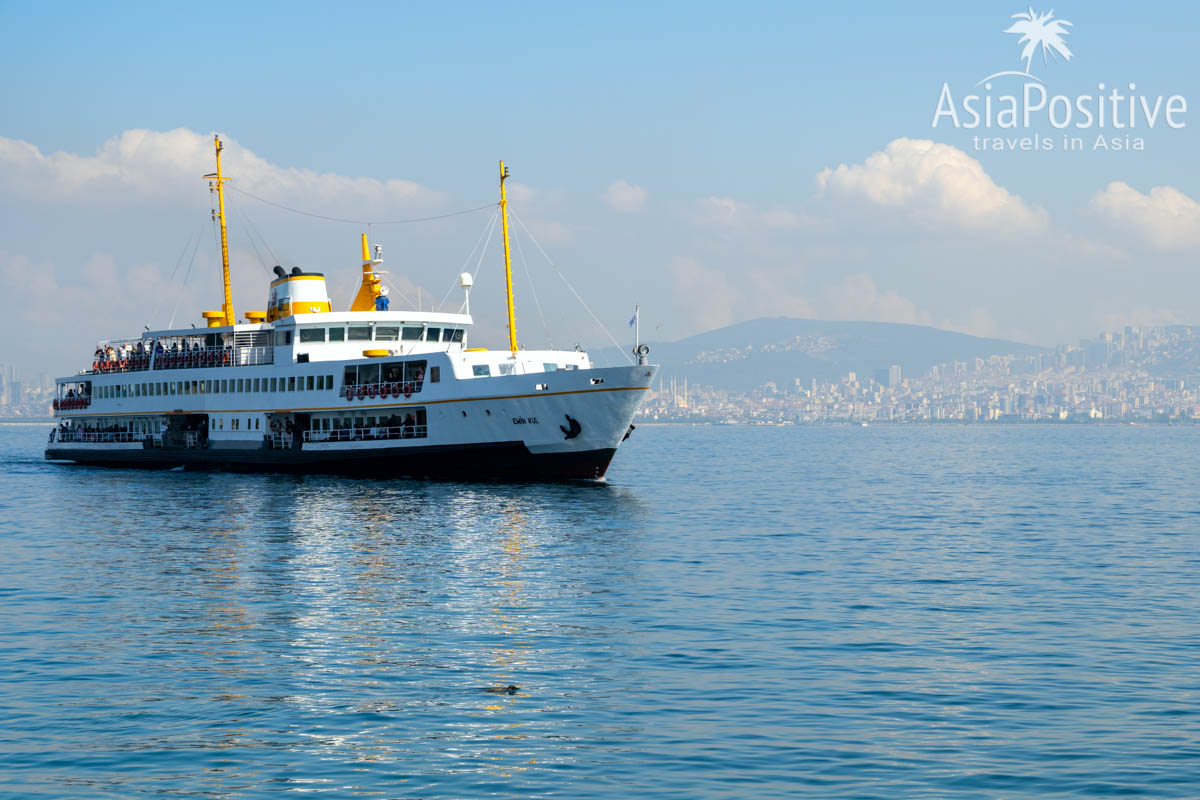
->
66, 473, 649, 780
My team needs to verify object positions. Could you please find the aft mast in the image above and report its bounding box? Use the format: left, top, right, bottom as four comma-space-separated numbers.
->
203, 135, 236, 326
499, 161, 518, 353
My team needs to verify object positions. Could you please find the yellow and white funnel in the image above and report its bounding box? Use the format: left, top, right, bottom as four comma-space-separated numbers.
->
267, 266, 332, 321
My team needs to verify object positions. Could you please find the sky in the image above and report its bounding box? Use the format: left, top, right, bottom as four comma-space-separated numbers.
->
2, 0, 1199, 379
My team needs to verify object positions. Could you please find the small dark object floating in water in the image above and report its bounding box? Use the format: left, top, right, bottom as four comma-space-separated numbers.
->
484, 685, 519, 694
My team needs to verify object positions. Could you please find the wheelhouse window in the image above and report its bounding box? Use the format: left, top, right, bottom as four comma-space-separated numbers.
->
375, 326, 399, 341
348, 326, 372, 341
300, 328, 325, 343
473, 364, 491, 377
444, 328, 464, 343
328, 327, 345, 342
426, 327, 441, 342
401, 326, 422, 341
498, 363, 515, 376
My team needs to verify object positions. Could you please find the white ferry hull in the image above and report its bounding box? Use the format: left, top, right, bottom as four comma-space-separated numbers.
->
47, 364, 655, 481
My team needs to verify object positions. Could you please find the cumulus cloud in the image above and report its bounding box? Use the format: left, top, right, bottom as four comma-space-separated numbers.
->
602, 180, 647, 212
815, 137, 1047, 233
821, 273, 934, 326
1089, 182, 1200, 251
0, 128, 443, 212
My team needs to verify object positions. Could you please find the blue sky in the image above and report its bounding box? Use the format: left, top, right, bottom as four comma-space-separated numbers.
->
2, 1, 1199, 377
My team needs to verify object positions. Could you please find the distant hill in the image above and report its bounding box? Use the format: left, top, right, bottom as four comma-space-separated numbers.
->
596, 317, 1046, 392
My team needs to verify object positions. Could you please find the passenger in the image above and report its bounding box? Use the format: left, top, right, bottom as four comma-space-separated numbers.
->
402, 413, 415, 438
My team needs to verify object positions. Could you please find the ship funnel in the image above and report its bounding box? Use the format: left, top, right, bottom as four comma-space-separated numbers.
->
267, 269, 332, 322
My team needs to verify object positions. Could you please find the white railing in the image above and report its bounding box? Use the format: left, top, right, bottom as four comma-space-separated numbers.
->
304, 425, 428, 442
235, 346, 274, 366
268, 433, 294, 450
56, 431, 145, 443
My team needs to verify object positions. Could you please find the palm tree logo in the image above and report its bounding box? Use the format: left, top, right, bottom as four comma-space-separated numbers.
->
979, 7, 1073, 84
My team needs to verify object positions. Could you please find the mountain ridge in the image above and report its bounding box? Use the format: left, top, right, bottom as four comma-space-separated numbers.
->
597, 317, 1046, 392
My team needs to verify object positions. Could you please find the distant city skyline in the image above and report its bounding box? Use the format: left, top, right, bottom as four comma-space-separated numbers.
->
3, 1, 1199, 379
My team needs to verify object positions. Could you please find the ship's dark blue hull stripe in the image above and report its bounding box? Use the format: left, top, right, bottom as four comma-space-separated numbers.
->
45, 441, 617, 479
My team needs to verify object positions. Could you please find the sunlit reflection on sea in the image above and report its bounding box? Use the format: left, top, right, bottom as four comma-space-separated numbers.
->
2, 423, 1199, 798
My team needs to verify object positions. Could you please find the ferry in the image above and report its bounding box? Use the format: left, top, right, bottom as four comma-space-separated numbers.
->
45, 137, 656, 479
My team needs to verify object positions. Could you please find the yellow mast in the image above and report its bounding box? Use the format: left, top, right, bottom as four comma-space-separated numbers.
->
499, 161, 518, 353
203, 135, 236, 326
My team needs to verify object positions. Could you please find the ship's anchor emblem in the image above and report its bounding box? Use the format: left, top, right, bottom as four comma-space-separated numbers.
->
560, 414, 582, 439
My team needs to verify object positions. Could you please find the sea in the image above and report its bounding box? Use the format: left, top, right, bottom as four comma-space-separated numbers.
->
1, 422, 1198, 799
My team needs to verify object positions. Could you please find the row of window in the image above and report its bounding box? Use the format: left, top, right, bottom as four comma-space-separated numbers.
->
470, 362, 579, 377
286, 326, 465, 345
212, 417, 261, 431
343, 360, 433, 386
95, 374, 338, 399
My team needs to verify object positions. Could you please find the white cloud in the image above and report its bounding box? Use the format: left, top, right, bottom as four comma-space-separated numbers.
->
1089, 182, 1200, 251
669, 257, 738, 331
0, 128, 443, 212
815, 137, 1047, 233
602, 179, 647, 212
694, 195, 820, 231
821, 273, 933, 326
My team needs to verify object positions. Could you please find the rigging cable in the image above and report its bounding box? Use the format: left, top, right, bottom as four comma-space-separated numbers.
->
167, 229, 205, 329
438, 208, 499, 310
236, 205, 281, 273
228, 185, 495, 226
457, 211, 502, 315
146, 224, 203, 330
512, 211, 634, 364
512, 224, 555, 350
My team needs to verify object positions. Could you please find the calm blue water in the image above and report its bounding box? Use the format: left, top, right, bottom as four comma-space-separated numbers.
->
2, 423, 1199, 798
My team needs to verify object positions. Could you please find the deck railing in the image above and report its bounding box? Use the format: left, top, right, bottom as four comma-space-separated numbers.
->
55, 431, 144, 443
88, 345, 274, 374
304, 425, 428, 442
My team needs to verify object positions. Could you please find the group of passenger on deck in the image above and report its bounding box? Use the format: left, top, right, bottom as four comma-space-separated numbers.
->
54, 420, 136, 443
92, 339, 231, 372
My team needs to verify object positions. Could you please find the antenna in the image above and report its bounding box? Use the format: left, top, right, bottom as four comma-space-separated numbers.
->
202, 136, 236, 326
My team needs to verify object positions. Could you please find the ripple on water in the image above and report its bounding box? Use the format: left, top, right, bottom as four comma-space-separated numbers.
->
1, 424, 1199, 798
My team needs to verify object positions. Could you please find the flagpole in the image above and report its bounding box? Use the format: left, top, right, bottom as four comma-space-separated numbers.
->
635, 304, 640, 352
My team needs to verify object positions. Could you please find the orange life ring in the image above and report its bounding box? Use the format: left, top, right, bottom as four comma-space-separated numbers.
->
344, 385, 354, 400
357, 385, 366, 400
367, 383, 377, 398
403, 382, 413, 398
